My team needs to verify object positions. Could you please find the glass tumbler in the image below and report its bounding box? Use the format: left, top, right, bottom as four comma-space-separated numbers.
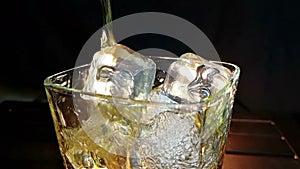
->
44, 56, 240, 169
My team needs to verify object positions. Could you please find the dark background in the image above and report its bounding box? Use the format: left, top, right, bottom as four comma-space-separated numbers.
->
2, 0, 300, 113
2, 1, 300, 168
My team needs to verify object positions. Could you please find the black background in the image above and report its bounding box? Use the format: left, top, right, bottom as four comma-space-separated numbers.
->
2, 0, 300, 113
2, 1, 300, 168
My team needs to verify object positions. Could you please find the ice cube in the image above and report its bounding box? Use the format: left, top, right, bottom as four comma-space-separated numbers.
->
80, 101, 141, 157
158, 53, 233, 168
79, 44, 156, 157
83, 44, 156, 100
162, 53, 230, 103
132, 110, 203, 168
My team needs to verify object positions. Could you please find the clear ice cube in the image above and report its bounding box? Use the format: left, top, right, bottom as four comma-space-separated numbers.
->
158, 53, 233, 168
79, 44, 156, 157
83, 44, 156, 100
162, 53, 230, 103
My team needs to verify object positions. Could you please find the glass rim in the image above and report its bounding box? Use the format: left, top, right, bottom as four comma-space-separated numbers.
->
44, 58, 240, 107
